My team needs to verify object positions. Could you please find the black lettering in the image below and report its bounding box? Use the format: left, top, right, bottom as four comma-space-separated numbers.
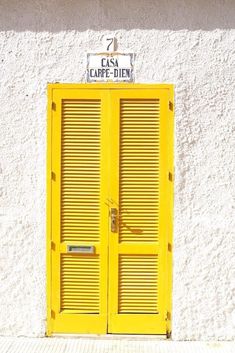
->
121, 69, 126, 78
89, 69, 95, 77
125, 69, 131, 78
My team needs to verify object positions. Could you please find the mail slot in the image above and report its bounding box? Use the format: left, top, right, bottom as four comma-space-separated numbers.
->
67, 245, 95, 254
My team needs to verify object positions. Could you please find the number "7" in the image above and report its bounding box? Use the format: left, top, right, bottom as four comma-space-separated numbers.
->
106, 37, 114, 51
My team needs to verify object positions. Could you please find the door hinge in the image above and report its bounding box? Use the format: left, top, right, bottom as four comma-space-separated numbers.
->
169, 101, 173, 111
165, 311, 171, 321
168, 171, 173, 182
51, 101, 56, 111
51, 309, 55, 319
168, 243, 172, 252
51, 171, 56, 181
51, 241, 56, 250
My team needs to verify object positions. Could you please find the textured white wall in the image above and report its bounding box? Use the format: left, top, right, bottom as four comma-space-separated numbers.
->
0, 0, 234, 340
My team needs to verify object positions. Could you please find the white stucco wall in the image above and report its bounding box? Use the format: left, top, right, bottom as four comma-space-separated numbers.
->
0, 0, 234, 340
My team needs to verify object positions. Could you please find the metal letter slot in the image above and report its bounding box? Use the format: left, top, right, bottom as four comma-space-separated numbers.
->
67, 245, 95, 254
110, 208, 118, 233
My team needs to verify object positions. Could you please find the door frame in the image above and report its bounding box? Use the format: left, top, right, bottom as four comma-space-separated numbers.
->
46, 83, 174, 336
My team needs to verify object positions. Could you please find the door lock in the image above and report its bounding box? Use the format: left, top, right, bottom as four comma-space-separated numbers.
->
110, 208, 118, 233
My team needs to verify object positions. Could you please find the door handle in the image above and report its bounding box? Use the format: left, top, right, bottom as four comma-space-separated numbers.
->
110, 208, 118, 233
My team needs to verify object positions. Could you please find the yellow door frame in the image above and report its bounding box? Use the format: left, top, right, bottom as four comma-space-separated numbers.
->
46, 83, 174, 336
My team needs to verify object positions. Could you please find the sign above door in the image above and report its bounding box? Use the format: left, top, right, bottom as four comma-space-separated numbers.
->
87, 36, 134, 83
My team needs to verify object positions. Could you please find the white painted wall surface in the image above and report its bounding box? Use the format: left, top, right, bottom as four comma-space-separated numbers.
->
0, 0, 234, 340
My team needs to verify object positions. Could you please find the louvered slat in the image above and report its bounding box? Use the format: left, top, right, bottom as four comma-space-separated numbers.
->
119, 99, 160, 242
61, 255, 100, 312
118, 255, 159, 313
61, 100, 101, 242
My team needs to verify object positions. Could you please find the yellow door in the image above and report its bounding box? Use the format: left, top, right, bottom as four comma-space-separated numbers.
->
47, 84, 173, 336
108, 89, 172, 334
47, 88, 109, 334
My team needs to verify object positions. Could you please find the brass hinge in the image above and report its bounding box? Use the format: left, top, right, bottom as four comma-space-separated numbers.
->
51, 101, 56, 111
165, 311, 171, 321
169, 101, 173, 111
168, 171, 173, 182
51, 241, 56, 250
51, 171, 56, 181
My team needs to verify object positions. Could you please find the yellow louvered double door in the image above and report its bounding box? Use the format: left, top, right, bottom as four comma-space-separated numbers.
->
47, 84, 173, 336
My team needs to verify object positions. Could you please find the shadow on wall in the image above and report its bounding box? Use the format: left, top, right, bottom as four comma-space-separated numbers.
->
0, 0, 234, 31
